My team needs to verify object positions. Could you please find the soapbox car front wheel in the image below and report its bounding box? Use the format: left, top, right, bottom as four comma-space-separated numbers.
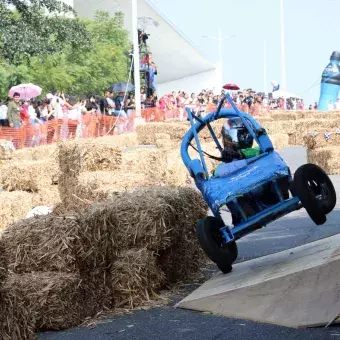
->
196, 217, 238, 274
291, 164, 336, 225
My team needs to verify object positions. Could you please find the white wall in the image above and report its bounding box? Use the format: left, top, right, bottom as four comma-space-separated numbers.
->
157, 69, 221, 96
73, 0, 216, 84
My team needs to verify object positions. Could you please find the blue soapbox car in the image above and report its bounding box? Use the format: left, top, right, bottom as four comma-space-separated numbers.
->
181, 92, 336, 274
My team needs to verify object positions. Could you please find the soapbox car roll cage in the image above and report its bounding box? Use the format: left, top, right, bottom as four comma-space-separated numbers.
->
180, 92, 336, 274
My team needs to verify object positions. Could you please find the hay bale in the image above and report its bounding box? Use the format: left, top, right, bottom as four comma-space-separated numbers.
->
11, 144, 57, 162
79, 170, 149, 193
57, 142, 82, 210
288, 133, 297, 146
303, 133, 340, 150
269, 112, 297, 121
0, 238, 8, 286
2, 215, 81, 274
110, 248, 165, 309
136, 123, 188, 145
295, 119, 340, 144
311, 112, 340, 120
0, 140, 15, 160
58, 140, 122, 174
122, 147, 189, 187
307, 147, 340, 174
256, 117, 274, 125
269, 134, 290, 150
79, 142, 122, 172
0, 289, 35, 340
80, 133, 138, 148
155, 133, 171, 140
261, 120, 296, 134
0, 191, 33, 231
0, 160, 57, 193
155, 138, 172, 148
0, 272, 110, 333
80, 186, 208, 255
32, 185, 60, 207
157, 187, 207, 283
57, 142, 109, 213
81, 188, 176, 252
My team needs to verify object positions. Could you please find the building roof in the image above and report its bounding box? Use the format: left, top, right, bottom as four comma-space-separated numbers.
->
73, 0, 216, 84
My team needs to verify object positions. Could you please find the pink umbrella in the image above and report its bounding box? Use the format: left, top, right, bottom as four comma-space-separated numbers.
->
9, 83, 42, 100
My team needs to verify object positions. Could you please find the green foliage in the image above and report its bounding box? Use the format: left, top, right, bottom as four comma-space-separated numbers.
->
0, 10, 131, 99
0, 0, 91, 63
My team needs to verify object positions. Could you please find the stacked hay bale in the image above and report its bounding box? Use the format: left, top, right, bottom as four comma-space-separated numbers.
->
294, 119, 340, 145
0, 160, 57, 193
11, 144, 57, 162
304, 132, 340, 174
80, 187, 208, 300
0, 144, 60, 230
136, 122, 189, 145
55, 141, 122, 213
0, 186, 207, 336
82, 145, 192, 193
306, 146, 340, 174
0, 142, 52, 231
0, 140, 15, 161
0, 191, 34, 230
270, 134, 290, 150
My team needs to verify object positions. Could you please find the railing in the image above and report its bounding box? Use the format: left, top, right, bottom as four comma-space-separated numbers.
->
0, 112, 136, 149
0, 103, 310, 150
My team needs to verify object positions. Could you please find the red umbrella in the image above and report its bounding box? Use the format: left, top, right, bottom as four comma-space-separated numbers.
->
223, 83, 240, 91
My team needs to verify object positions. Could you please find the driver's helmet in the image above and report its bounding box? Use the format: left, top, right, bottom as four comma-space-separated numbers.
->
221, 117, 254, 150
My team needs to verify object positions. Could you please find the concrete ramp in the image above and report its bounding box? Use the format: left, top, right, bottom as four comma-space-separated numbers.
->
176, 234, 340, 328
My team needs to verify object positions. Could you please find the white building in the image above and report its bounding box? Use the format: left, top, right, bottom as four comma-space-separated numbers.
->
67, 0, 221, 96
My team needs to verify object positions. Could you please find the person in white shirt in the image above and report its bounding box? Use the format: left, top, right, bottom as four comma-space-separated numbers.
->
0, 102, 8, 126
328, 101, 334, 111
27, 101, 42, 126
336, 98, 340, 111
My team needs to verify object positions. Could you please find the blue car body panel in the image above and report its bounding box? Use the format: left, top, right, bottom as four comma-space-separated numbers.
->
196, 151, 290, 213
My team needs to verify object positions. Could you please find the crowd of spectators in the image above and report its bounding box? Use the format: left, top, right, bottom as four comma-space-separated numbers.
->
156, 88, 306, 117
0, 83, 316, 139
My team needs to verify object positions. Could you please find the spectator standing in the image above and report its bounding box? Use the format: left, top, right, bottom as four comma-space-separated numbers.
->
7, 92, 22, 127
336, 98, 340, 110
0, 101, 9, 127
100, 90, 115, 115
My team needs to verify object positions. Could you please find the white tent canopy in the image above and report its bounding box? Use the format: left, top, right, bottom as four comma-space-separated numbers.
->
272, 90, 302, 99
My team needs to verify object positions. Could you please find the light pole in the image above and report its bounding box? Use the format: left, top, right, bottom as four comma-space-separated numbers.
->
132, 0, 142, 117
202, 29, 236, 89
280, 0, 287, 93
264, 40, 268, 93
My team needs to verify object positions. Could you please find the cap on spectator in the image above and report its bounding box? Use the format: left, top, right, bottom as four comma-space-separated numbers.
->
46, 93, 53, 99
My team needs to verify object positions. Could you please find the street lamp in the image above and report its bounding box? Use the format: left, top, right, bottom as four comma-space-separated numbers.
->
132, 0, 142, 117
280, 0, 287, 93
202, 29, 236, 88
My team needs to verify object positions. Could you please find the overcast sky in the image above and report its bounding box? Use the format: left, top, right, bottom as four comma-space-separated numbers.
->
150, 0, 340, 104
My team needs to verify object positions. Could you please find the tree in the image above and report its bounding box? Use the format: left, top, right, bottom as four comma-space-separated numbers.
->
26, 11, 131, 96
0, 0, 91, 64
0, 10, 131, 99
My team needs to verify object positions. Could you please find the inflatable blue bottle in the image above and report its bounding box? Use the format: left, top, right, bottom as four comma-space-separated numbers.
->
318, 51, 340, 111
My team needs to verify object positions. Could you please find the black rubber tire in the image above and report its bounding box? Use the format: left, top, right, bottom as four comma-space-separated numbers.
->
291, 164, 336, 225
196, 217, 238, 274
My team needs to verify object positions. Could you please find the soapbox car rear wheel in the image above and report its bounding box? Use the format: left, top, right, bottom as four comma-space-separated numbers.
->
196, 217, 238, 274
291, 164, 336, 225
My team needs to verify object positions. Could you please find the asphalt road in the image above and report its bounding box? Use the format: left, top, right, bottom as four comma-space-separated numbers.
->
39, 147, 340, 340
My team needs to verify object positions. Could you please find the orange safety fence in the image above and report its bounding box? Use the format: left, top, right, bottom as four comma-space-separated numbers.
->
0, 103, 294, 150
0, 111, 136, 150
141, 102, 265, 123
